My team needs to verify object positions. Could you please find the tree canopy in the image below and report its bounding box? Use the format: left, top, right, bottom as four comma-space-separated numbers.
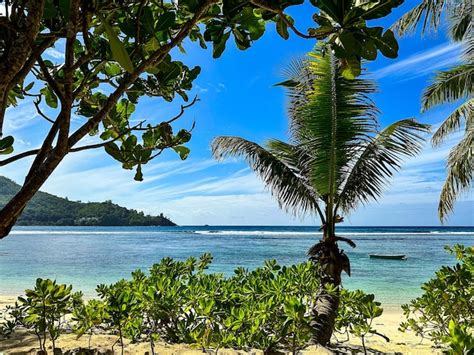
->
0, 0, 404, 238
393, 0, 473, 221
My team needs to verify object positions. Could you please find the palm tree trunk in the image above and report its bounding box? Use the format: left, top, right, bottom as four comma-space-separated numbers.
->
309, 239, 345, 345
310, 281, 340, 345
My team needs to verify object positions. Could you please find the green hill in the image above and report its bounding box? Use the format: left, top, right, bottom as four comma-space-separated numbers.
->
0, 176, 176, 226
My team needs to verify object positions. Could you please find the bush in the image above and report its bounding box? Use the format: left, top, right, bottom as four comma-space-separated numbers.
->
1, 255, 386, 354
400, 244, 474, 348
335, 289, 387, 353
1, 278, 81, 352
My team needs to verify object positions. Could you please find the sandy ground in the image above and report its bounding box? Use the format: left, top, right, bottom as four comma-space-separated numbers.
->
0, 297, 440, 354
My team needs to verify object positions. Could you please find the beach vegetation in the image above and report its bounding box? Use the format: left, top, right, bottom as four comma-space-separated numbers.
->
400, 244, 474, 349
393, 0, 473, 221
335, 289, 388, 354
72, 299, 107, 349
212, 46, 430, 344
1, 255, 386, 354
0, 0, 404, 239
444, 320, 474, 355
2, 278, 81, 352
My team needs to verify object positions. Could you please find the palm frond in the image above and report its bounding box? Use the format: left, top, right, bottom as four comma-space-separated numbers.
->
211, 136, 322, 217
290, 50, 379, 199
391, 0, 447, 36
432, 98, 473, 146
422, 64, 474, 111
448, 0, 472, 41
337, 119, 431, 213
438, 125, 474, 221
461, 26, 473, 62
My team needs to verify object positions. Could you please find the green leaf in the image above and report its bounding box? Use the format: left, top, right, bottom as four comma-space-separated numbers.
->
338, 31, 358, 55
59, 0, 71, 19
348, 0, 404, 22
156, 12, 176, 32
0, 146, 13, 155
145, 37, 160, 53
102, 17, 134, 74
0, 136, 14, 151
104, 63, 122, 76
340, 56, 361, 80
360, 39, 377, 60
43, 0, 58, 20
369, 28, 398, 58
213, 31, 231, 59
173, 146, 190, 160
40, 87, 58, 109
134, 164, 144, 182
104, 142, 123, 162
24, 82, 34, 91
276, 17, 289, 40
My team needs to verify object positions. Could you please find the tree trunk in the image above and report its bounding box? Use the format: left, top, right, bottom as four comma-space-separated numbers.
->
310, 277, 340, 345
309, 239, 347, 345
0, 153, 64, 238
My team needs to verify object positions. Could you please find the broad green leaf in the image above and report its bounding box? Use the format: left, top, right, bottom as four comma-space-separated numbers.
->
156, 12, 176, 32
0, 146, 13, 155
360, 39, 377, 60
213, 31, 231, 59
40, 87, 58, 109
102, 17, 134, 74
346, 0, 404, 22
338, 31, 358, 55
173, 146, 190, 160
104, 63, 122, 76
43, 0, 58, 20
369, 28, 398, 58
0, 136, 14, 151
134, 164, 144, 181
24, 82, 34, 91
276, 17, 289, 40
145, 38, 160, 53
59, 0, 71, 19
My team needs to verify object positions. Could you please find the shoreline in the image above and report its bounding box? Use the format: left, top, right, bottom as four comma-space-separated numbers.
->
0, 296, 438, 354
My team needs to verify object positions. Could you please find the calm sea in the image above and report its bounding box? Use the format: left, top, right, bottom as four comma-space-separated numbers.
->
1, 226, 473, 306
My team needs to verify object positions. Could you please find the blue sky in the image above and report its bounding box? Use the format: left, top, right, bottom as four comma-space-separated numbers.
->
2, 1, 473, 226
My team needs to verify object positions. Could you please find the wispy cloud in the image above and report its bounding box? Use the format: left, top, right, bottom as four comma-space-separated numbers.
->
194, 82, 228, 94
44, 48, 65, 59
372, 42, 462, 80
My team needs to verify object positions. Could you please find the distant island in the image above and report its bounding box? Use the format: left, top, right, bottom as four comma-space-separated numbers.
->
0, 176, 176, 226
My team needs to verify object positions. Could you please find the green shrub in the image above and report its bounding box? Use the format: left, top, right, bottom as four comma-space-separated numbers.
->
2, 278, 80, 351
2, 255, 386, 354
72, 299, 108, 349
400, 244, 474, 348
335, 289, 387, 354
444, 320, 474, 355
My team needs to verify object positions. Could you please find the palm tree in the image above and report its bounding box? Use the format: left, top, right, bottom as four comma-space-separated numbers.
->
212, 47, 430, 345
393, 0, 473, 221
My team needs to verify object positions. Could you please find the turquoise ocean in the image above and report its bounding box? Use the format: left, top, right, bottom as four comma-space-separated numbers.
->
1, 226, 473, 306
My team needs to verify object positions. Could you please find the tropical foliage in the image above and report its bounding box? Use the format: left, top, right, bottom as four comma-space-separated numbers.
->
393, 0, 473, 221
1, 255, 386, 354
0, 0, 406, 239
400, 244, 474, 350
0, 278, 82, 352
212, 46, 430, 344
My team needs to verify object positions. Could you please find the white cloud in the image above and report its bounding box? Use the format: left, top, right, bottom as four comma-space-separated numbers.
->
4, 102, 40, 133
44, 48, 65, 60
372, 42, 462, 80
